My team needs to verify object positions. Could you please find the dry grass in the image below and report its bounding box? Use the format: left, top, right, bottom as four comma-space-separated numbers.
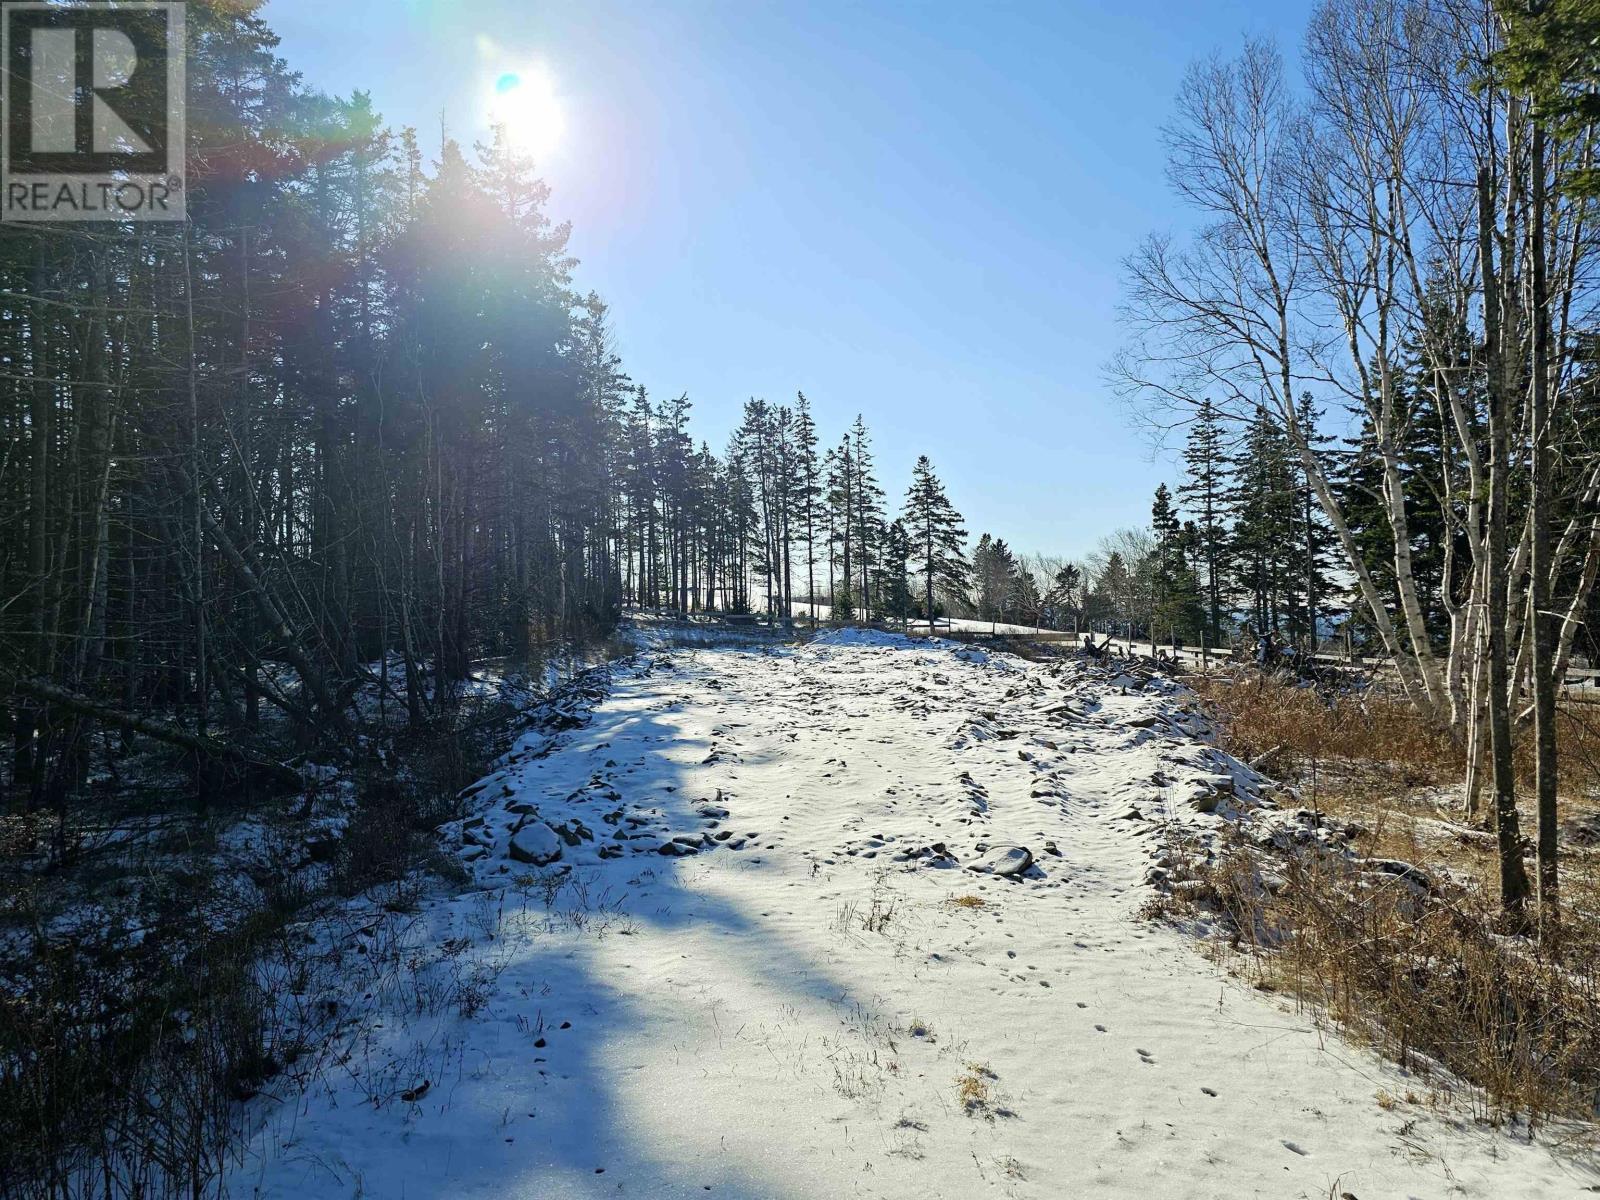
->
1193, 673, 1600, 802
1180, 830, 1600, 1124
1190, 674, 1457, 789
1197, 673, 1600, 944
950, 894, 987, 909
1170, 674, 1600, 1125
956, 1062, 995, 1114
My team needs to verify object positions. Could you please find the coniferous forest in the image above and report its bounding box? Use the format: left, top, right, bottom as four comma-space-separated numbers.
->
0, 3, 982, 817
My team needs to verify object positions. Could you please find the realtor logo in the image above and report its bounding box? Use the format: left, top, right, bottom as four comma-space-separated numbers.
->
2, 1, 186, 221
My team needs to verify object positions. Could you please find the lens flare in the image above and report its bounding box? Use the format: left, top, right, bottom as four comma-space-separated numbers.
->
486, 65, 565, 161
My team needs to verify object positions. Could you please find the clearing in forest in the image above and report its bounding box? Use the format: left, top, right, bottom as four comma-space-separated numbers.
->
231, 631, 1593, 1199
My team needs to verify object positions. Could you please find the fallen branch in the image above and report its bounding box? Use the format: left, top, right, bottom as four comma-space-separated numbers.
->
11, 676, 303, 792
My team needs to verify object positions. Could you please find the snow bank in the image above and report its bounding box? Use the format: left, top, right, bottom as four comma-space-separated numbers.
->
806, 626, 928, 650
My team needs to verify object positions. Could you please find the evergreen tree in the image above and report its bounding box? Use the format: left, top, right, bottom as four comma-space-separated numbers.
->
1090, 551, 1135, 634
1331, 329, 1461, 647
793, 393, 823, 621
1290, 396, 1339, 651
973, 534, 1024, 624
1012, 564, 1043, 629
1228, 408, 1298, 639
875, 520, 915, 621
848, 416, 886, 618
902, 457, 969, 622
1045, 563, 1083, 630
1177, 397, 1232, 650
1148, 484, 1201, 645
825, 434, 854, 611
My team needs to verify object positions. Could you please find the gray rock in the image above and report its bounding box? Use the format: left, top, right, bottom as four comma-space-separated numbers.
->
508, 822, 563, 866
967, 844, 1033, 877
1367, 858, 1434, 892
551, 818, 594, 846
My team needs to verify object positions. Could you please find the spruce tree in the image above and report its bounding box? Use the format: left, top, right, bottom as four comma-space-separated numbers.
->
826, 434, 854, 611
1228, 408, 1298, 639
793, 393, 823, 621
1331, 331, 1458, 647
1177, 397, 1232, 651
1149, 484, 1198, 646
902, 457, 969, 624
848, 416, 886, 618
875, 519, 914, 621
1290, 395, 1338, 651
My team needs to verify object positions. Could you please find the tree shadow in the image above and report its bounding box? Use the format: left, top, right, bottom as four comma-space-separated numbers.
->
235, 644, 880, 1199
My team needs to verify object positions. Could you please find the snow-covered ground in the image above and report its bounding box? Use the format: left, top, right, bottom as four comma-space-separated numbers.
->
782, 599, 1049, 637
230, 630, 1595, 1199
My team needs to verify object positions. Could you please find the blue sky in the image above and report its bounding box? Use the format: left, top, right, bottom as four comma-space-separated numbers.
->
261, 0, 1313, 560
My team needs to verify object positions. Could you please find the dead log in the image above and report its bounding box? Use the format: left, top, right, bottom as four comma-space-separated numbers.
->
193, 499, 350, 739
11, 676, 303, 792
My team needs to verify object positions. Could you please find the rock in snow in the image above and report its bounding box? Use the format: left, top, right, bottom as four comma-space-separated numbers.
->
507, 821, 562, 865
967, 843, 1033, 876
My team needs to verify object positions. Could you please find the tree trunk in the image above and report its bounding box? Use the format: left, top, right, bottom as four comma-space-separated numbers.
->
1479, 162, 1531, 927
1528, 122, 1559, 941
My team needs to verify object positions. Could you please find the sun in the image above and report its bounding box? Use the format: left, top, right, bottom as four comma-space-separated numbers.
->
487, 67, 565, 161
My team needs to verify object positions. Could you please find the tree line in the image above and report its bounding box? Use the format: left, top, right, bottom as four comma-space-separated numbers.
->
0, 0, 995, 819
1112, 0, 1600, 936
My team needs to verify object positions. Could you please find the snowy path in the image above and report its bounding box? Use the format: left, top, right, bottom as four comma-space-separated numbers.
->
233, 633, 1595, 1199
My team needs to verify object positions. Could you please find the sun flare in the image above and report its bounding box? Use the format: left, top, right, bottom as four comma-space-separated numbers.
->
487, 66, 565, 161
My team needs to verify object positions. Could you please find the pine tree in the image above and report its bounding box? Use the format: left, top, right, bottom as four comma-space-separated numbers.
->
826, 434, 853, 612
902, 457, 969, 623
848, 416, 886, 618
793, 393, 823, 621
875, 519, 914, 621
1045, 563, 1083, 630
972, 534, 998, 618
1228, 408, 1298, 639
1332, 330, 1460, 648
1290, 396, 1339, 651
1091, 551, 1135, 635
1148, 483, 1199, 646
1177, 397, 1232, 651
973, 534, 1024, 625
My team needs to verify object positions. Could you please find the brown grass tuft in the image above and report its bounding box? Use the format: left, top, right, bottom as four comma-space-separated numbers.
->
1167, 827, 1600, 1124
1161, 673, 1600, 1125
956, 1062, 995, 1114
